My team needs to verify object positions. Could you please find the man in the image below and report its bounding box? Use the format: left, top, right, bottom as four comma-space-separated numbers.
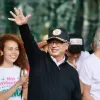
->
79, 30, 100, 100
66, 34, 90, 73
8, 8, 81, 100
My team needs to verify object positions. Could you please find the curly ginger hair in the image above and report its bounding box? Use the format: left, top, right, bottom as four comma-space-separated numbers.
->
0, 34, 28, 70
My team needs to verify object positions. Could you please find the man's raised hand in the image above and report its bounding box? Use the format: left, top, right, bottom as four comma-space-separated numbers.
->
8, 7, 31, 25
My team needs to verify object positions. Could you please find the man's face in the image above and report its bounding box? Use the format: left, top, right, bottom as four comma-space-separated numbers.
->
48, 39, 68, 57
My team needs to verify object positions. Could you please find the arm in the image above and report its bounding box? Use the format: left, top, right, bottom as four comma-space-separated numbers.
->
21, 69, 29, 100
19, 24, 42, 63
22, 82, 28, 100
22, 88, 28, 100
79, 60, 94, 100
8, 8, 43, 66
0, 75, 28, 100
82, 84, 94, 100
80, 80, 84, 94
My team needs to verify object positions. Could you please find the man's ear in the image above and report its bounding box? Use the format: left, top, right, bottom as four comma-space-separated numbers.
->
65, 42, 70, 50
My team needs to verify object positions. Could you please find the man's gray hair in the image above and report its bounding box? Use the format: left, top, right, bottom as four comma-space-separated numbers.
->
93, 29, 100, 48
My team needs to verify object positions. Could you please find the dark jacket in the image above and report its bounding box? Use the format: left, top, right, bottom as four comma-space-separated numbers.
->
19, 24, 82, 100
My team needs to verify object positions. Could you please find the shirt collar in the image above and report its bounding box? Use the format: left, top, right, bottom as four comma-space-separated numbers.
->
51, 56, 65, 67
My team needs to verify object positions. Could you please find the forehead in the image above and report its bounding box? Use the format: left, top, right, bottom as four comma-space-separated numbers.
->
48, 39, 64, 42
4, 40, 18, 47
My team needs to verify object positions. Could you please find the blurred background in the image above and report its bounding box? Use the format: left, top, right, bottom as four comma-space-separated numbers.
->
0, 0, 100, 51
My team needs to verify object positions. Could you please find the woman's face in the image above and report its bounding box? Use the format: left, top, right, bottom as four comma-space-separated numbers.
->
3, 40, 20, 64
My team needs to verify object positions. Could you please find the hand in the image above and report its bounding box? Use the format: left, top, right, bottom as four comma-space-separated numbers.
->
23, 82, 29, 89
8, 7, 31, 25
17, 74, 28, 86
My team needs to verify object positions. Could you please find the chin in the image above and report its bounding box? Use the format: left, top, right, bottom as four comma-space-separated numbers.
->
49, 50, 59, 56
10, 59, 17, 63
51, 53, 59, 57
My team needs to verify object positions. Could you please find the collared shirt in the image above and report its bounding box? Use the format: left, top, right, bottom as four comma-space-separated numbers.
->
51, 56, 65, 69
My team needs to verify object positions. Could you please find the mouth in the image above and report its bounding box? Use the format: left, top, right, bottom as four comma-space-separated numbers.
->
51, 49, 58, 52
10, 55, 18, 59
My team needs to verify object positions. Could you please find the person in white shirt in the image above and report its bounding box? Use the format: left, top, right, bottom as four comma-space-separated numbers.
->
66, 34, 90, 93
0, 34, 28, 100
66, 34, 90, 73
80, 29, 100, 100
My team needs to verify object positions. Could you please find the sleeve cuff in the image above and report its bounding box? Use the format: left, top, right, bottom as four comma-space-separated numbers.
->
79, 76, 91, 85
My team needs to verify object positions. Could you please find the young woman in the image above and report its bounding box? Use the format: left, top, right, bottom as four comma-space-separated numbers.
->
0, 34, 28, 100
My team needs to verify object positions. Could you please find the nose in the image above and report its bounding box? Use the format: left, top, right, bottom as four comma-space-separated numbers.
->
12, 49, 17, 54
52, 42, 57, 47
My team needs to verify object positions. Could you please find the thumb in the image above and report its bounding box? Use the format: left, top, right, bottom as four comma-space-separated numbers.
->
26, 14, 31, 20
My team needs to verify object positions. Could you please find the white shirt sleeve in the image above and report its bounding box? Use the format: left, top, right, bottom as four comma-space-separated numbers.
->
79, 60, 92, 85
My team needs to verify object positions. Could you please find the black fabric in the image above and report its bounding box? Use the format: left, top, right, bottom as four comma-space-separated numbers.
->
88, 50, 93, 54
19, 24, 82, 100
68, 45, 83, 54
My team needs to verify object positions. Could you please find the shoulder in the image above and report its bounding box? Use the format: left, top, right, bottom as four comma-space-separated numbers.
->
80, 51, 90, 59
80, 54, 95, 72
65, 62, 78, 76
82, 53, 95, 64
84, 51, 90, 55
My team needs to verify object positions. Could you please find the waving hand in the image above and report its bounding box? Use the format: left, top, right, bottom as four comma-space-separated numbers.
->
8, 8, 31, 25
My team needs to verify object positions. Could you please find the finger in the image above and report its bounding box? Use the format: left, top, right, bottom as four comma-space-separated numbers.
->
8, 18, 15, 21
26, 14, 31, 20
24, 74, 28, 77
14, 7, 19, 15
18, 8, 24, 15
10, 11, 17, 18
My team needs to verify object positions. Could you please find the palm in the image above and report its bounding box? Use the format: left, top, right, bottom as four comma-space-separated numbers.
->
8, 8, 31, 25
14, 15, 28, 25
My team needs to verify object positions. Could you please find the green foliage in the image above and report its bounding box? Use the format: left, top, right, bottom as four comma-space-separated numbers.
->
0, 0, 100, 51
